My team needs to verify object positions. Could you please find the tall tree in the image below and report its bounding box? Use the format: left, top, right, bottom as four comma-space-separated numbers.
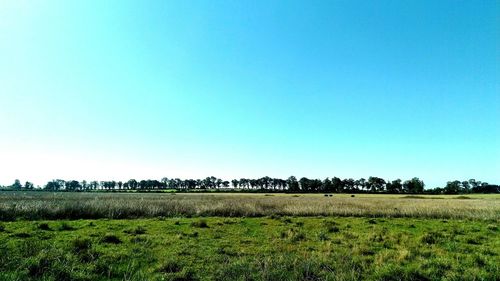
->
287, 176, 299, 192
403, 177, 425, 194
12, 179, 22, 190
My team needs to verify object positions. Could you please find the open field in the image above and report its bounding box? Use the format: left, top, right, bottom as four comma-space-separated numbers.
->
1, 217, 499, 281
0, 191, 499, 221
1, 192, 498, 280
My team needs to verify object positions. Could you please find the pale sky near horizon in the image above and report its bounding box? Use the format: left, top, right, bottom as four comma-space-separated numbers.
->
1, 0, 499, 188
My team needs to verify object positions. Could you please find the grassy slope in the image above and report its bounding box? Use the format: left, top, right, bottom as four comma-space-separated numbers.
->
1, 217, 498, 281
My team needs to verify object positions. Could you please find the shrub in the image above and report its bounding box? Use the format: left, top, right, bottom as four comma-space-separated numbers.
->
0, 224, 4, 232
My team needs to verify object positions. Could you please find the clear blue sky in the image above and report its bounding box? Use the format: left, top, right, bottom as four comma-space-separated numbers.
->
1, 0, 498, 188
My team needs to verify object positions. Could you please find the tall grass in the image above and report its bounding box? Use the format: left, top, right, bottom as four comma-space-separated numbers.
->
0, 191, 498, 221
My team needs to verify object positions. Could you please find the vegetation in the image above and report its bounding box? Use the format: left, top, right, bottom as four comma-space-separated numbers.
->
3, 176, 498, 194
1, 192, 498, 221
2, 191, 497, 280
1, 217, 498, 281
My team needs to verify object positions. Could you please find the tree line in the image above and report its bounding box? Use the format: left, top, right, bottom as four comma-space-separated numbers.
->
3, 176, 499, 194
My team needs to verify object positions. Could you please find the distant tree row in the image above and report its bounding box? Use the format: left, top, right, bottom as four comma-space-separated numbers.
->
3, 177, 498, 194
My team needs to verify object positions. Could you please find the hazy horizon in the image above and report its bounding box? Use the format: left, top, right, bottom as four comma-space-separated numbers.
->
1, 0, 499, 188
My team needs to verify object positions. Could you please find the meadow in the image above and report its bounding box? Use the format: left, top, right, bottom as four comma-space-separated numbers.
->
0, 192, 498, 280
0, 191, 499, 221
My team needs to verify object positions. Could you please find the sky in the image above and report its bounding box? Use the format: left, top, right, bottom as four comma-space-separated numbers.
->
0, 0, 499, 188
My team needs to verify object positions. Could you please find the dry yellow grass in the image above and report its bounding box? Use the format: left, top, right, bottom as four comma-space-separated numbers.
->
0, 191, 498, 220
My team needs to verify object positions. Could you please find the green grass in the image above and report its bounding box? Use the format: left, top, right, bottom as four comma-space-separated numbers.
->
0, 217, 498, 280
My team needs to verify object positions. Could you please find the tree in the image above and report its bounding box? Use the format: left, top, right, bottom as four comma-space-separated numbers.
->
24, 181, 34, 190
386, 179, 402, 193
65, 180, 81, 191
461, 181, 470, 193
355, 178, 366, 192
127, 179, 138, 190
45, 180, 64, 191
299, 177, 311, 192
287, 176, 299, 192
161, 177, 169, 188
231, 179, 239, 189
367, 177, 386, 192
322, 178, 333, 192
331, 177, 343, 193
403, 177, 425, 194
12, 179, 22, 190
444, 180, 461, 194
343, 178, 356, 192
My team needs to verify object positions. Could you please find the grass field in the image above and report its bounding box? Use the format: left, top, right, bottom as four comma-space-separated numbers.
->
1, 217, 499, 281
1, 192, 499, 280
1, 191, 499, 221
